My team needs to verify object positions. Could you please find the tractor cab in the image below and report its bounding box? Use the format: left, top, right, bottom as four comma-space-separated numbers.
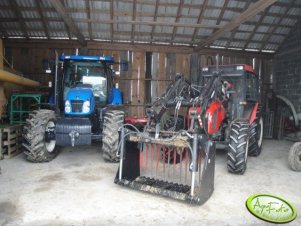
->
58, 55, 118, 115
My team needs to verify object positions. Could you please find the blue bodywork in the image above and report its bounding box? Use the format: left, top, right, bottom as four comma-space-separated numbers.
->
59, 54, 114, 64
108, 87, 123, 105
65, 87, 95, 115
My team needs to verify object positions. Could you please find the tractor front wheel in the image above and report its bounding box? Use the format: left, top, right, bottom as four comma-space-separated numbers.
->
288, 142, 301, 171
248, 114, 263, 156
22, 109, 58, 162
102, 110, 124, 162
227, 120, 250, 174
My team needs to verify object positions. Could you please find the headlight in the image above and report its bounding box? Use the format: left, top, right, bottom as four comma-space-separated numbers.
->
82, 100, 90, 113
65, 100, 71, 113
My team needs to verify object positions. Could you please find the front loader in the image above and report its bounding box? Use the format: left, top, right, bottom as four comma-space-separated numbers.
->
115, 65, 263, 204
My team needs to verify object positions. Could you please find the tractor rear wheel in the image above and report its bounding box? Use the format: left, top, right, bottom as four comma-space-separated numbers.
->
102, 110, 124, 162
288, 142, 301, 171
22, 109, 58, 162
248, 113, 263, 156
227, 120, 250, 174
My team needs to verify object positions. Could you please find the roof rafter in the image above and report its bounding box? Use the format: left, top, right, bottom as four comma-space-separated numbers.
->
131, 0, 137, 43
194, 0, 278, 52
85, 0, 92, 40
36, 1, 50, 39
110, 0, 114, 42
150, 0, 160, 44
191, 0, 208, 43
49, 0, 86, 46
9, 0, 28, 38
171, 0, 184, 43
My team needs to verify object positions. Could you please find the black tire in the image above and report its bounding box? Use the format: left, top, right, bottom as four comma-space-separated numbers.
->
248, 115, 263, 157
102, 110, 124, 162
288, 142, 301, 171
22, 109, 58, 162
227, 120, 250, 174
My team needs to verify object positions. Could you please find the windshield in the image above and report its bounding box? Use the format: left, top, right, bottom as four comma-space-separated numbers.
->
63, 60, 107, 104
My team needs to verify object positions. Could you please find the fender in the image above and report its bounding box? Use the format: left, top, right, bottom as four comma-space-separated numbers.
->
249, 102, 259, 124
205, 101, 226, 135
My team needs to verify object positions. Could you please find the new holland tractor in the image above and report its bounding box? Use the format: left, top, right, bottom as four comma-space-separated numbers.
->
114, 64, 263, 204
22, 54, 124, 162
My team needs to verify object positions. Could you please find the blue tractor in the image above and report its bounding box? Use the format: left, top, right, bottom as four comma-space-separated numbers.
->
22, 54, 124, 162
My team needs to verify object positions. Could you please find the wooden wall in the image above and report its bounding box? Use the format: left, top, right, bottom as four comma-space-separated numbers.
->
3, 40, 273, 117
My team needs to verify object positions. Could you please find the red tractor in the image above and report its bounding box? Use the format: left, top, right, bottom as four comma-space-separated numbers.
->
115, 65, 263, 204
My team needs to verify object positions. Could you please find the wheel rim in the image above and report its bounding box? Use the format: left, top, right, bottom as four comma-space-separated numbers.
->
45, 120, 56, 153
296, 148, 301, 164
257, 117, 263, 147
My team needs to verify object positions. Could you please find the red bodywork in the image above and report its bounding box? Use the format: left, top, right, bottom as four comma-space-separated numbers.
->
187, 101, 226, 135
205, 101, 226, 135
125, 117, 148, 125
249, 102, 259, 124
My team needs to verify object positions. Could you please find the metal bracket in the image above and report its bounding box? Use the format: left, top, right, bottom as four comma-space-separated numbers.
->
68, 130, 79, 147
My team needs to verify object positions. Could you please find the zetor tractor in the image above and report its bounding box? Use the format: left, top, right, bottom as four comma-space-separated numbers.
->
115, 64, 263, 204
22, 54, 124, 162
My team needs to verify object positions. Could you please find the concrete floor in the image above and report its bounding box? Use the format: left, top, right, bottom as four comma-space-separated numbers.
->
0, 139, 300, 226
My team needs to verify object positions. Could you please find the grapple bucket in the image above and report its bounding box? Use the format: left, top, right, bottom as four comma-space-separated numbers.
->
115, 128, 216, 205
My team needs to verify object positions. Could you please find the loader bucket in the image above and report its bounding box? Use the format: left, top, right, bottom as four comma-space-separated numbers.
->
115, 130, 216, 205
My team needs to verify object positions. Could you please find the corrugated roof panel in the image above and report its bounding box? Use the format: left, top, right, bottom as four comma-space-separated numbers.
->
44, 11, 60, 18
227, 0, 246, 8
64, 0, 85, 9
269, 35, 285, 43
280, 18, 297, 26
176, 27, 194, 35
135, 25, 152, 33
21, 11, 40, 19
198, 28, 213, 36
115, 23, 132, 32
268, 5, 286, 14
275, 27, 290, 35
181, 8, 200, 17
134, 36, 151, 42
263, 16, 280, 24
1, 22, 19, 29
213, 40, 227, 46
158, 6, 178, 14
222, 31, 231, 38
204, 9, 222, 18
219, 20, 228, 26
184, 0, 205, 4
0, 0, 9, 6
179, 17, 197, 24
234, 32, 250, 39
207, 0, 225, 7
113, 34, 131, 40
173, 36, 192, 43
25, 21, 43, 29
263, 43, 278, 50
238, 24, 256, 32
16, 0, 35, 7
91, 13, 110, 20
160, 0, 180, 3
136, 16, 154, 22
114, 1, 132, 11
155, 26, 173, 33
223, 10, 240, 20
116, 16, 132, 21
257, 25, 269, 33
70, 12, 87, 20
76, 22, 88, 30
247, 42, 260, 49
0, 10, 14, 18
40, 0, 52, 8
6, 30, 24, 36
288, 7, 301, 16
252, 34, 264, 41
92, 23, 110, 31
48, 21, 65, 30
49, 31, 69, 37
137, 3, 155, 13
91, 1, 110, 10
229, 41, 245, 48
201, 19, 217, 26
28, 30, 46, 37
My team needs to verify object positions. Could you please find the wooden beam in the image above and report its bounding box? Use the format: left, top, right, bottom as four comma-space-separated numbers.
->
9, 0, 28, 38
194, 0, 278, 51
110, 0, 114, 42
171, 0, 184, 43
131, 0, 137, 43
191, 0, 209, 43
49, 0, 86, 46
36, 0, 50, 39
150, 0, 160, 44
85, 0, 92, 40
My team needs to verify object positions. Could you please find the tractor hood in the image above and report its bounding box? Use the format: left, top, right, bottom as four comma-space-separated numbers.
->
65, 86, 95, 115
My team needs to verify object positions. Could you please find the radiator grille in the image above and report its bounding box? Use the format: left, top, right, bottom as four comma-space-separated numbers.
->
71, 100, 83, 112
